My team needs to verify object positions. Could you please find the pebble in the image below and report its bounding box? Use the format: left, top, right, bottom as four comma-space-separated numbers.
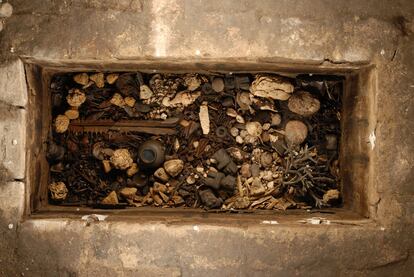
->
90, 73, 105, 88
106, 73, 119, 84
102, 160, 112, 173
267, 181, 274, 190
199, 189, 222, 209
153, 194, 163, 205
164, 159, 184, 177
233, 197, 250, 209
153, 182, 168, 193
110, 149, 133, 170
227, 147, 245, 162
212, 77, 225, 92
262, 170, 273, 181
120, 187, 137, 199
271, 113, 282, 126
193, 141, 199, 148
154, 167, 170, 182
139, 85, 153, 100
222, 97, 234, 107
325, 134, 337, 150
126, 163, 139, 177
250, 178, 266, 196
226, 108, 238, 117
0, 3, 13, 18
101, 191, 118, 205
285, 120, 308, 145
246, 122, 263, 137
252, 148, 262, 161
323, 189, 340, 204
172, 195, 185, 205
262, 123, 271, 131
261, 132, 270, 142
236, 136, 243, 144
73, 73, 89, 86
230, 127, 239, 137
48, 182, 68, 201
240, 163, 252, 178
54, 114, 70, 133
260, 152, 273, 168
288, 90, 320, 117
236, 115, 245, 123
186, 175, 196, 184
251, 164, 260, 177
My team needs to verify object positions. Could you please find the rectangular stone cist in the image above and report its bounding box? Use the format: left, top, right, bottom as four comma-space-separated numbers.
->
24, 61, 375, 218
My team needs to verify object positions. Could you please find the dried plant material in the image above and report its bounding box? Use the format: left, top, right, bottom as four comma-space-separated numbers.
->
120, 187, 137, 199
66, 89, 86, 107
246, 122, 263, 137
110, 149, 133, 170
251, 196, 272, 207
323, 189, 340, 204
73, 73, 89, 86
199, 103, 210, 135
288, 91, 320, 116
250, 75, 294, 100
127, 163, 139, 177
285, 120, 308, 145
110, 93, 125, 107
102, 160, 112, 173
54, 114, 70, 133
163, 91, 201, 107
124, 96, 136, 108
154, 167, 169, 182
65, 108, 79, 120
90, 73, 105, 88
164, 159, 184, 177
184, 75, 201, 91
212, 77, 225, 92
106, 73, 119, 84
139, 85, 153, 100
101, 191, 119, 205
49, 182, 68, 200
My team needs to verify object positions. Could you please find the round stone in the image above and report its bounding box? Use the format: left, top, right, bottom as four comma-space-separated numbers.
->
285, 120, 308, 145
288, 91, 320, 117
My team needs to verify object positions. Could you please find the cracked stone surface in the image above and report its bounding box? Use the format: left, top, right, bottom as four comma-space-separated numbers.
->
0, 0, 413, 275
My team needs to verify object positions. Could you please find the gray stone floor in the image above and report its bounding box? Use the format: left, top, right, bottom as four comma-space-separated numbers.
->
0, 0, 413, 276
